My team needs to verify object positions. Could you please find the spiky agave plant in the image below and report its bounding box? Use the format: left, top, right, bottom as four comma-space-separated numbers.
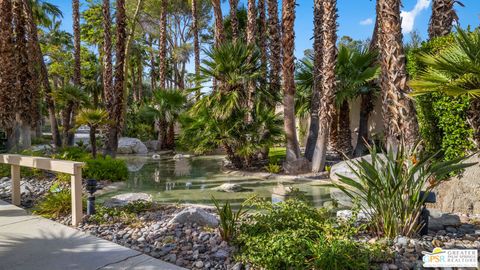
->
331, 143, 475, 238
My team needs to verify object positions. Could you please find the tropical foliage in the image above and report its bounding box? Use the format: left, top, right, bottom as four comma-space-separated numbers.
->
332, 144, 474, 238
180, 42, 283, 168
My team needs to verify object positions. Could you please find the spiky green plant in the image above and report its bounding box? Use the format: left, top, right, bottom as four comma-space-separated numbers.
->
212, 197, 247, 242
331, 143, 475, 238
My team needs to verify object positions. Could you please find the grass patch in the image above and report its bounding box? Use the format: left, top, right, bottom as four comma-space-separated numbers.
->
268, 147, 286, 164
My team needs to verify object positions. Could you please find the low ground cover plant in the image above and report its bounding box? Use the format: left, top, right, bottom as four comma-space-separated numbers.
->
235, 197, 390, 269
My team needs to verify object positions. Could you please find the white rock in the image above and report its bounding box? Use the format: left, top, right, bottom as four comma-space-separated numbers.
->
104, 192, 152, 207
169, 207, 219, 227
212, 183, 244, 193
173, 154, 192, 160
117, 137, 148, 155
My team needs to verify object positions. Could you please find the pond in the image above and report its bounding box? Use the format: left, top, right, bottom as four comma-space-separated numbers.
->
99, 155, 334, 209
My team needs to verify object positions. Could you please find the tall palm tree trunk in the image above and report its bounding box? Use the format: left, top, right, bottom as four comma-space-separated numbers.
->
258, 0, 268, 88
105, 0, 127, 157
229, 0, 239, 42
158, 0, 167, 89
13, 0, 34, 150
72, 0, 81, 86
312, 0, 337, 172
211, 0, 224, 46
267, 0, 281, 108
246, 0, 256, 120
338, 100, 353, 155
305, 0, 323, 161
428, 0, 460, 39
69, 0, 81, 146
191, 0, 200, 95
103, 0, 115, 155
378, 0, 418, 149
282, 0, 301, 162
0, 0, 17, 150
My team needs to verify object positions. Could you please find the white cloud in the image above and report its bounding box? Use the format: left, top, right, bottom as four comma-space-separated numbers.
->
360, 18, 374, 26
401, 0, 431, 33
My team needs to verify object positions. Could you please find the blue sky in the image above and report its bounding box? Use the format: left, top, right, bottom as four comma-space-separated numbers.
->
51, 0, 480, 59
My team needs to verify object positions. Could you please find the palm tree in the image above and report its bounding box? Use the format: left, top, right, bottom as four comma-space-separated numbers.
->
267, 0, 281, 107
55, 85, 88, 146
159, 0, 167, 89
76, 108, 109, 158
282, 0, 301, 164
428, 0, 462, 39
211, 0, 224, 46
410, 28, 480, 146
191, 0, 200, 90
182, 42, 281, 168
105, 0, 127, 157
25, 0, 62, 148
149, 89, 186, 149
228, 0, 239, 42
12, 0, 38, 149
72, 0, 81, 86
354, 0, 380, 157
305, 0, 322, 161
378, 0, 418, 149
246, 0, 256, 119
335, 46, 380, 156
102, 0, 113, 113
0, 0, 17, 150
258, 0, 267, 89
312, 0, 337, 172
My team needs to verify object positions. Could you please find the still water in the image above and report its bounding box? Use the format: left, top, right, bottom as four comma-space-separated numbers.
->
99, 155, 333, 208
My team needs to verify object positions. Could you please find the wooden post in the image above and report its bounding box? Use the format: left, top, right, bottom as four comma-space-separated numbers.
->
71, 166, 82, 226
11, 165, 21, 206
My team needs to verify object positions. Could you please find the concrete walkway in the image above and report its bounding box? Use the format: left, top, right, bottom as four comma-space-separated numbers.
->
0, 200, 186, 270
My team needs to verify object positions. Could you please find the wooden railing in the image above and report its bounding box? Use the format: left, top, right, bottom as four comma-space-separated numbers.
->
0, 154, 85, 225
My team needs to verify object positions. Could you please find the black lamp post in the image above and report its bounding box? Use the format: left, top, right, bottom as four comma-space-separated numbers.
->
86, 179, 97, 215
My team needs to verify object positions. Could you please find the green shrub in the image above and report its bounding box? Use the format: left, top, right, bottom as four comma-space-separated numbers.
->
52, 147, 90, 161
89, 201, 154, 224
333, 143, 474, 238
264, 163, 281, 173
407, 34, 474, 160
33, 189, 72, 219
236, 198, 386, 269
212, 197, 247, 242
83, 157, 128, 182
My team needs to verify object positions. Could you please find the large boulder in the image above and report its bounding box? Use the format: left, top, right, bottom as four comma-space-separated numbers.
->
104, 192, 152, 207
117, 137, 148, 155
168, 207, 219, 227
431, 155, 480, 215
144, 140, 160, 151
329, 154, 384, 182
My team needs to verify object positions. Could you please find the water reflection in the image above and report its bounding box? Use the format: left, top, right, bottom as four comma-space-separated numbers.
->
111, 155, 333, 208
